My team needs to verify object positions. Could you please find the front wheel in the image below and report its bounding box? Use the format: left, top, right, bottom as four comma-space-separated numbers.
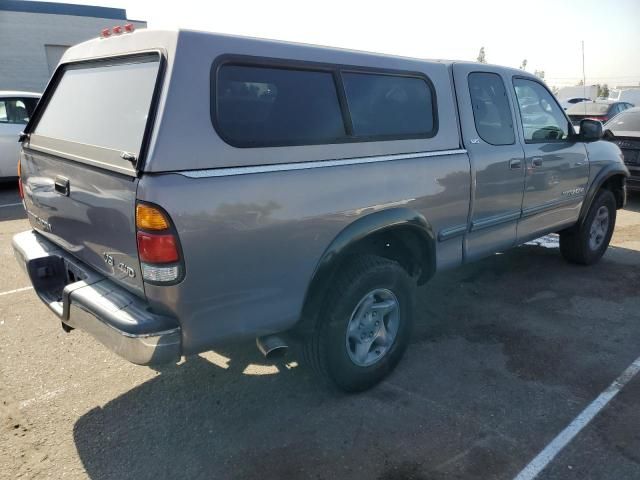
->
560, 189, 617, 265
303, 255, 416, 392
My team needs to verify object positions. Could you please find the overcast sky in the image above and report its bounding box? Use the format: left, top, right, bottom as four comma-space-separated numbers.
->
49, 0, 640, 88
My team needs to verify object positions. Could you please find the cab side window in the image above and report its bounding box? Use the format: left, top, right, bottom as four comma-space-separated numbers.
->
513, 78, 569, 142
468, 72, 515, 145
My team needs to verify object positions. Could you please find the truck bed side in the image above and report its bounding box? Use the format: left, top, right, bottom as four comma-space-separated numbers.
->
138, 150, 470, 354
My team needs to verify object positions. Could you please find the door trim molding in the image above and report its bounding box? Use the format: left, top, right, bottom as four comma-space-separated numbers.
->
177, 149, 467, 178
522, 196, 584, 218
470, 210, 521, 232
438, 224, 467, 241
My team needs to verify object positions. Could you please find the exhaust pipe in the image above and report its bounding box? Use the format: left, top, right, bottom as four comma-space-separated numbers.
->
256, 335, 288, 359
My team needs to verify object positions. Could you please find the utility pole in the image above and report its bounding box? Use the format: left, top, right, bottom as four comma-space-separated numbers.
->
582, 40, 587, 110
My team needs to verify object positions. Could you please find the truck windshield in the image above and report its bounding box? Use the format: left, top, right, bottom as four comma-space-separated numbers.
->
32, 53, 160, 171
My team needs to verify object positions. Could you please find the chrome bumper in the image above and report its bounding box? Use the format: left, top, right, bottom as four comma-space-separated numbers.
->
12, 230, 181, 365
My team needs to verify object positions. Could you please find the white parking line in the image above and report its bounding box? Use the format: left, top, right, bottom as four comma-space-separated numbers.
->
19, 387, 66, 410
513, 355, 640, 480
0, 286, 33, 297
0, 202, 22, 208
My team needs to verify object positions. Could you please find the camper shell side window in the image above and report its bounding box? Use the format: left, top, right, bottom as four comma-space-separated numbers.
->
211, 56, 438, 148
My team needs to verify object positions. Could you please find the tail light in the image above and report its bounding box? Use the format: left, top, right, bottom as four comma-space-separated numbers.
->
136, 203, 184, 284
17, 160, 24, 200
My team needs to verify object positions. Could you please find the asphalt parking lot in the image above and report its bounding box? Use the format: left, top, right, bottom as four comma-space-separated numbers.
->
1, 182, 639, 480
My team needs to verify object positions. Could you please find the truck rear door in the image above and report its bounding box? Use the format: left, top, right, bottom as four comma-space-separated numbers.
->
19, 52, 163, 296
452, 64, 526, 261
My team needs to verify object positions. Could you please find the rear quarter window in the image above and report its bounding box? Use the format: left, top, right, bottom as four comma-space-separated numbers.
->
467, 72, 515, 145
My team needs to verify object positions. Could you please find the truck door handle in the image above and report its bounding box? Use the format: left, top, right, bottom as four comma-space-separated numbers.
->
531, 157, 543, 168
509, 159, 522, 169
54, 176, 70, 196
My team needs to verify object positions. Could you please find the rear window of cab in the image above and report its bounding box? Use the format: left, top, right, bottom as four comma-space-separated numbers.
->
212, 60, 437, 148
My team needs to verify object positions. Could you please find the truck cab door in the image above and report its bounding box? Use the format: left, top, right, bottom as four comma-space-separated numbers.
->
511, 77, 590, 241
453, 64, 526, 261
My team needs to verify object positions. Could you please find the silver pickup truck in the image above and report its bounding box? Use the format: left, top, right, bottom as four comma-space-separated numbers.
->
13, 28, 629, 392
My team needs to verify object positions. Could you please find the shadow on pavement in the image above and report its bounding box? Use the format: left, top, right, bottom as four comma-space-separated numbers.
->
0, 204, 27, 222
624, 191, 640, 213
73, 243, 640, 480
0, 181, 25, 222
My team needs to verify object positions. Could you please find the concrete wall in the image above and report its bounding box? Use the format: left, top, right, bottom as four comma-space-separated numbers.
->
0, 11, 146, 93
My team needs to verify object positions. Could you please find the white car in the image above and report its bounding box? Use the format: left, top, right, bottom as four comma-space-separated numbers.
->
0, 91, 40, 180
559, 96, 591, 111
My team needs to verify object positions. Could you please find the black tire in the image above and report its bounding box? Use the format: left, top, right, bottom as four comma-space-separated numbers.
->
303, 255, 416, 392
560, 189, 616, 265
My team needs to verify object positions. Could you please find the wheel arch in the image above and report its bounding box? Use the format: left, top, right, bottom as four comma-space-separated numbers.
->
579, 166, 628, 227
296, 208, 435, 334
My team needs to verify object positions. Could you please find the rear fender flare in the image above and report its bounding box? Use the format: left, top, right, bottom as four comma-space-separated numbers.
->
297, 208, 435, 333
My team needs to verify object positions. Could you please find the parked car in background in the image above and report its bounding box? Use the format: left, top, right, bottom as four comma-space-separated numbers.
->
609, 88, 640, 107
559, 96, 591, 110
0, 92, 40, 180
604, 106, 640, 192
567, 100, 634, 127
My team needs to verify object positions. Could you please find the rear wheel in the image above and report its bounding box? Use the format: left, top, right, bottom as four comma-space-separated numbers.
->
303, 255, 416, 392
560, 189, 616, 265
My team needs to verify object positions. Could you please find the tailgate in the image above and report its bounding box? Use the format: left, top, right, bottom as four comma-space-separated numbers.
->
19, 52, 163, 296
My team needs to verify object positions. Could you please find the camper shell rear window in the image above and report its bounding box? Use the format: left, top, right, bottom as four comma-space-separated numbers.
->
28, 52, 162, 175
212, 57, 438, 148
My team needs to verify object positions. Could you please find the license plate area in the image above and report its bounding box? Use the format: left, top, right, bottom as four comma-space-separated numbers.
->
26, 256, 91, 318
28, 256, 66, 299
64, 261, 87, 285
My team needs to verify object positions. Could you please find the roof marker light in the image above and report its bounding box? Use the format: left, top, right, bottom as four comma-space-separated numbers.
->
112, 25, 123, 34
124, 23, 135, 33
101, 28, 111, 38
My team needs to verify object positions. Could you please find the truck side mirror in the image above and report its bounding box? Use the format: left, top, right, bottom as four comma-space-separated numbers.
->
580, 119, 603, 142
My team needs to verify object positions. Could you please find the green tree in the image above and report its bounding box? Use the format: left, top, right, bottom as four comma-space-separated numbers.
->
477, 47, 486, 64
520, 59, 528, 70
534, 69, 545, 80
598, 83, 610, 98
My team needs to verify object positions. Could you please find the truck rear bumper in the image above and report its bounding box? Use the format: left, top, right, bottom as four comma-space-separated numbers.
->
12, 230, 181, 365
